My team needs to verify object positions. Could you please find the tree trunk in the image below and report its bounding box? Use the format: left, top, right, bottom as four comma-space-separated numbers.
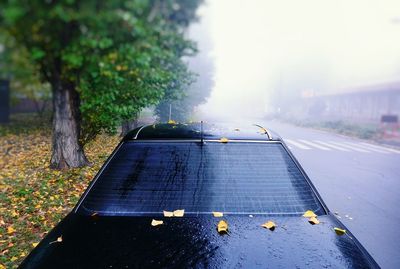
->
50, 80, 89, 169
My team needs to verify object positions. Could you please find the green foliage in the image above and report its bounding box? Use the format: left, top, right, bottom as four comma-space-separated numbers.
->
0, 0, 201, 143
0, 31, 51, 113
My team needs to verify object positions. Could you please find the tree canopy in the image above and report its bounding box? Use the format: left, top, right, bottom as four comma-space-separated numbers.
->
0, 0, 202, 168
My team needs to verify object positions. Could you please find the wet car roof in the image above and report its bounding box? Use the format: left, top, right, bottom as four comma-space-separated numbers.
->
123, 122, 282, 141
20, 213, 379, 269
20, 122, 380, 269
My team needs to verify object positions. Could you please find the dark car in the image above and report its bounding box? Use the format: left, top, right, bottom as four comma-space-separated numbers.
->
20, 123, 379, 268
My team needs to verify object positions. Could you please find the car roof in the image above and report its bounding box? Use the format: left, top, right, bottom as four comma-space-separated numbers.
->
123, 122, 282, 142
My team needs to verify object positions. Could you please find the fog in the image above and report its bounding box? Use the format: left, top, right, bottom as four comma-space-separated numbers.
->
190, 0, 400, 122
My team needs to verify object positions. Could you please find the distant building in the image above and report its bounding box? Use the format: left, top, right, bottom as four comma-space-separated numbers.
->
306, 81, 400, 123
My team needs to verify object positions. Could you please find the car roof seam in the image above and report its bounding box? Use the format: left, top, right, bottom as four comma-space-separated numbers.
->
133, 124, 150, 139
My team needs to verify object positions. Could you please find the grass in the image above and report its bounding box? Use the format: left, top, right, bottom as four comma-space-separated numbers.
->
283, 118, 380, 140
0, 113, 119, 268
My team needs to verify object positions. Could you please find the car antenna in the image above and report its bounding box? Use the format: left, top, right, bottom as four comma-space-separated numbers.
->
200, 120, 204, 145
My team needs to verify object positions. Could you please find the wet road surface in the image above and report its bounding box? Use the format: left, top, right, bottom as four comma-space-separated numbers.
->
264, 120, 400, 269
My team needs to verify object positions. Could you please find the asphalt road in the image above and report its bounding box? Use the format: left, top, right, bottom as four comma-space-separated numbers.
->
263, 120, 400, 269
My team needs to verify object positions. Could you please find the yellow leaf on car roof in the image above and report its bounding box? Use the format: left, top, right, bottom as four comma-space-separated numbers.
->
334, 227, 347, 235
50, 236, 63, 244
303, 210, 317, 218
261, 221, 276, 230
212, 212, 224, 217
163, 209, 185, 217
168, 120, 176, 124
217, 220, 228, 233
220, 137, 229, 143
151, 219, 163, 226
163, 211, 174, 217
173, 209, 185, 217
308, 217, 320, 225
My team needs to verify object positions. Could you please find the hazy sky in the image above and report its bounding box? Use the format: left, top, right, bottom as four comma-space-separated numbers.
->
192, 0, 400, 119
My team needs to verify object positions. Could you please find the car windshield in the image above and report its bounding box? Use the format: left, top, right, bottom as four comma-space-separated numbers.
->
78, 141, 324, 216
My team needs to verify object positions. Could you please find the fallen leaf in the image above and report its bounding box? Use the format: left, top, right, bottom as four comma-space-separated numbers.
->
10, 257, 18, 262
0, 117, 123, 264
308, 217, 320, 225
0, 264, 6, 269
303, 210, 317, 218
217, 220, 228, 233
334, 227, 347, 235
151, 219, 163, 226
50, 235, 63, 244
163, 210, 174, 217
32, 242, 39, 247
91, 212, 99, 220
212, 211, 223, 217
173, 209, 185, 217
261, 221, 276, 231
220, 137, 229, 143
234, 128, 240, 131
168, 120, 176, 124
7, 226, 15, 234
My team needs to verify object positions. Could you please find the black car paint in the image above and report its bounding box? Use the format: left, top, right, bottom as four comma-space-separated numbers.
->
19, 123, 380, 268
20, 213, 378, 268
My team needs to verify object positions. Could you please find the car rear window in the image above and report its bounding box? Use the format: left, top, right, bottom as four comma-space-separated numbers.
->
78, 141, 324, 216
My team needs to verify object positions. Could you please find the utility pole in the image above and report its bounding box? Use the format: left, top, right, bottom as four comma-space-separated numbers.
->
168, 104, 172, 121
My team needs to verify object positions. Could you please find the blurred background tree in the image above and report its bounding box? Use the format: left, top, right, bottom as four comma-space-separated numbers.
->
155, 49, 214, 122
0, 0, 202, 169
0, 33, 51, 117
